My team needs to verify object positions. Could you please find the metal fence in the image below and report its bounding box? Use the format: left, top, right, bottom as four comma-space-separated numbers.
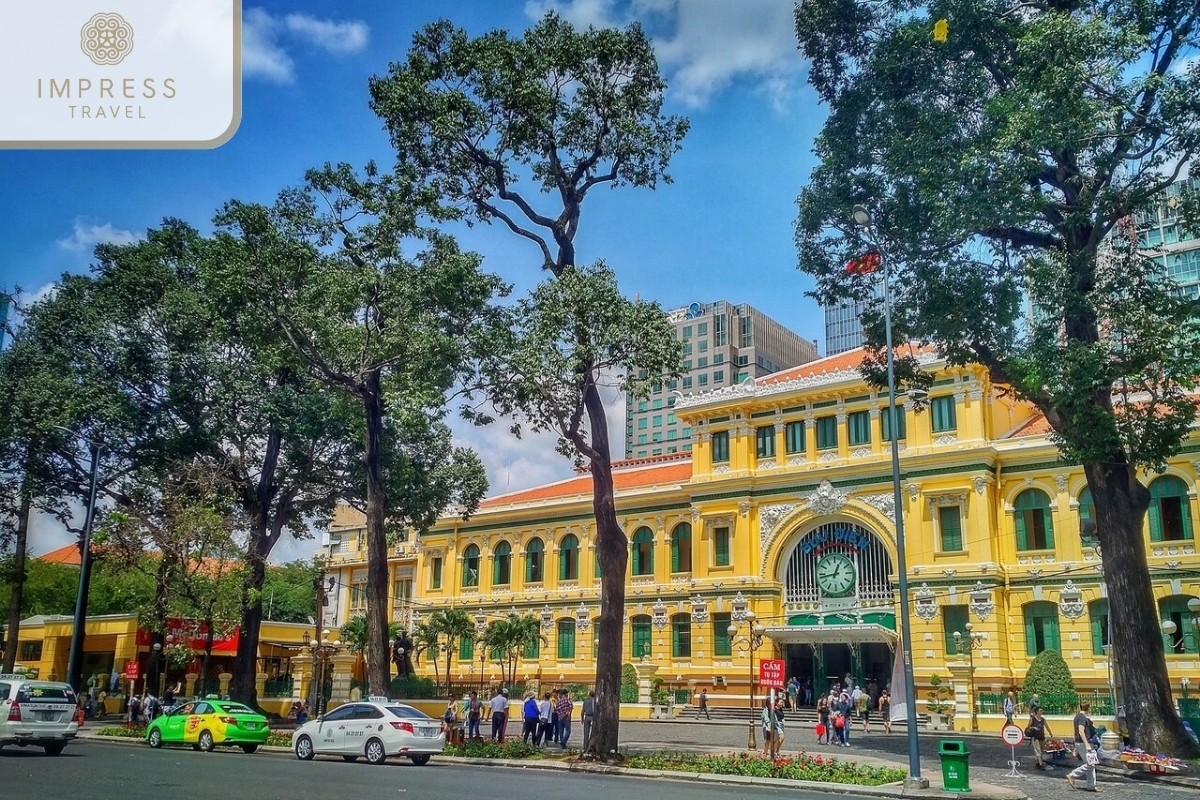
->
263, 675, 294, 698
977, 690, 1115, 716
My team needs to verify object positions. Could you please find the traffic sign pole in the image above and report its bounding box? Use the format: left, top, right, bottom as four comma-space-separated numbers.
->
1000, 724, 1026, 778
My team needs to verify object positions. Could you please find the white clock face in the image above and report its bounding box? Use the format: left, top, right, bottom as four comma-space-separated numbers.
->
816, 553, 856, 597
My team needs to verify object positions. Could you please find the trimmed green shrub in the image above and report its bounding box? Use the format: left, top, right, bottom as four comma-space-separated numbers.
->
1021, 649, 1078, 711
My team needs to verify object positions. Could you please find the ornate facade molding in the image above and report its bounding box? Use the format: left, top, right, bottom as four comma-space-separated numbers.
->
690, 596, 709, 624
575, 603, 591, 632
804, 480, 850, 515
651, 599, 669, 630
1058, 580, 1085, 620
759, 503, 798, 548
730, 591, 750, 623
859, 493, 896, 523
914, 583, 938, 620
973, 476, 992, 495
933, 433, 959, 446
969, 582, 995, 621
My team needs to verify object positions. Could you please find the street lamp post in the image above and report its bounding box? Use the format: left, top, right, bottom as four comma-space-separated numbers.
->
728, 613, 765, 750
850, 205, 926, 788
60, 431, 101, 694
953, 623, 984, 732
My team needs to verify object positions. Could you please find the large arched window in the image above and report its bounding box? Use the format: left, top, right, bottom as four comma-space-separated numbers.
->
557, 618, 576, 659
493, 541, 512, 585
630, 614, 652, 659
632, 527, 654, 576
1014, 489, 1055, 551
670, 523, 692, 573
1159, 595, 1199, 654
462, 544, 480, 587
671, 614, 691, 658
525, 538, 545, 583
1149, 476, 1194, 542
1023, 601, 1060, 656
559, 534, 579, 581
1088, 599, 1109, 656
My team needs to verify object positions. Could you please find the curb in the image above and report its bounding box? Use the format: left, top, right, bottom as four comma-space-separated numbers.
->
79, 735, 1025, 799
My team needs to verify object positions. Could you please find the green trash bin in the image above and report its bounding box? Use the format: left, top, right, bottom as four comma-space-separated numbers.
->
938, 739, 971, 793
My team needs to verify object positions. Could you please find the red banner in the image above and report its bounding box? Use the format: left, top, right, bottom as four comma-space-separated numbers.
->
136, 619, 240, 655
124, 661, 140, 680
758, 658, 785, 690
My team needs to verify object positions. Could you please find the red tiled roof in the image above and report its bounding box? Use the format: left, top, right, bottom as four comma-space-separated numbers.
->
756, 344, 933, 387
1007, 414, 1053, 438
480, 458, 692, 507
38, 543, 82, 565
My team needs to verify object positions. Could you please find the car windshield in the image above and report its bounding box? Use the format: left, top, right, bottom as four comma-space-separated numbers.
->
16, 684, 75, 704
386, 706, 431, 720
216, 703, 256, 714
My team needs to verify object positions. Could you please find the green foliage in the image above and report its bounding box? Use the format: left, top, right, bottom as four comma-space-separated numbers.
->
96, 727, 143, 739
0, 556, 156, 618
479, 614, 544, 687
260, 561, 318, 623
625, 751, 907, 786
926, 674, 954, 716
621, 663, 637, 691
389, 673, 436, 699
443, 739, 540, 759
1022, 649, 1078, 708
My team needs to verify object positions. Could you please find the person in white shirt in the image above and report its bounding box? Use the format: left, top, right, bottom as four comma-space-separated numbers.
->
489, 688, 509, 741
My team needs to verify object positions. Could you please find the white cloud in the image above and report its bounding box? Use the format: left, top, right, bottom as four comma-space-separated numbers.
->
56, 218, 139, 252
243, 7, 369, 83
526, 0, 803, 109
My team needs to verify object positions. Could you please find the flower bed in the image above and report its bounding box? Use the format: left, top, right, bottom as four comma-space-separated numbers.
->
627, 751, 907, 786
443, 739, 542, 759
96, 726, 143, 738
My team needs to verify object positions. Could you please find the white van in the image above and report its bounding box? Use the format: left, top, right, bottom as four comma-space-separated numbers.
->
0, 675, 80, 755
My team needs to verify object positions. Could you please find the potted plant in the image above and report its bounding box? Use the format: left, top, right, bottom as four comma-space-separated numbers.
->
926, 674, 956, 730
650, 678, 671, 718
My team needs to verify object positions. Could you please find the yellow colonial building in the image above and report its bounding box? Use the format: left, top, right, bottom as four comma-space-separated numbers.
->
324, 348, 1200, 727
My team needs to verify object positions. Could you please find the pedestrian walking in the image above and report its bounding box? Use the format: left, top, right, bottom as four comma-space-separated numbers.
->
581, 690, 596, 750
858, 687, 871, 734
787, 678, 798, 710
489, 688, 509, 741
760, 697, 778, 758
466, 691, 483, 739
523, 692, 542, 744
1067, 701, 1101, 791
879, 689, 892, 734
1004, 691, 1016, 725
816, 693, 831, 743
834, 691, 853, 746
555, 689, 574, 746
1027, 706, 1051, 770
772, 696, 787, 754
696, 688, 711, 720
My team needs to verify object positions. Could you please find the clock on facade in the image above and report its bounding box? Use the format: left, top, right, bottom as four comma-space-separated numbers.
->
815, 552, 857, 597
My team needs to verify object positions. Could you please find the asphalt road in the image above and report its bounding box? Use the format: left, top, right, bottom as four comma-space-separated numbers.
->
2, 741, 802, 800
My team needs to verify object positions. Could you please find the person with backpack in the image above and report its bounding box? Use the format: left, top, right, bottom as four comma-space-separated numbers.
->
1026, 706, 1052, 770
1067, 701, 1101, 791
1004, 691, 1016, 725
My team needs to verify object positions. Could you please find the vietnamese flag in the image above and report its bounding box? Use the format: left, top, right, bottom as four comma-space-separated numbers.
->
846, 251, 881, 275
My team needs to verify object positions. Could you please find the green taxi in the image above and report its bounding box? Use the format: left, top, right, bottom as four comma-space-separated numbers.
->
146, 699, 270, 753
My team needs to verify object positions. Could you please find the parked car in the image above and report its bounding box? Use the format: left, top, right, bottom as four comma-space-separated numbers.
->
291, 700, 444, 765
145, 699, 270, 752
0, 675, 80, 755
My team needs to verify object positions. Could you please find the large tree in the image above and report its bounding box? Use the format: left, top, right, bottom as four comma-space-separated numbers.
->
213, 163, 499, 695
794, 0, 1200, 754
368, 12, 688, 758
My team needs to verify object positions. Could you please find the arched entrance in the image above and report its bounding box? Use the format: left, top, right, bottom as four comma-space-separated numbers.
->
770, 521, 897, 700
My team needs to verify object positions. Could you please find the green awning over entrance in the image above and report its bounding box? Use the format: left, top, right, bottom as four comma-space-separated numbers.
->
765, 622, 898, 646
786, 612, 895, 630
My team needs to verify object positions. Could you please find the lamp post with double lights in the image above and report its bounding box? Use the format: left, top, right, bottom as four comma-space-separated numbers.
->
727, 613, 766, 749
952, 623, 984, 732
850, 205, 925, 788
302, 629, 341, 716
151, 634, 175, 697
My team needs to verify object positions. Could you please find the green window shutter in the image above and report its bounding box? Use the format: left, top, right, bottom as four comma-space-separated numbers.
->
713, 613, 732, 656
524, 637, 539, 660
431, 558, 442, 589
938, 506, 963, 551
942, 605, 968, 655
785, 421, 805, 453
671, 538, 680, 572
1089, 601, 1108, 656
712, 431, 730, 463
595, 551, 601, 578
756, 426, 775, 458
931, 396, 957, 432
1024, 610, 1038, 656
1079, 488, 1094, 520
1045, 613, 1060, 652
558, 620, 575, 660
1184, 496, 1195, 541
1014, 510, 1028, 551
816, 416, 837, 450
881, 404, 906, 441
848, 410, 870, 445
1148, 498, 1163, 542
714, 527, 730, 567
671, 621, 680, 657
493, 547, 503, 585
1043, 508, 1055, 550
460, 637, 474, 661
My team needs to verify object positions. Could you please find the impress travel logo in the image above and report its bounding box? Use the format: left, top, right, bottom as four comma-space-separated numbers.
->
2, 2, 242, 148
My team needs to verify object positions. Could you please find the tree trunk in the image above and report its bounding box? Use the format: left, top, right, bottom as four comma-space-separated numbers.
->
229, 523, 269, 707
580, 377, 628, 761
362, 370, 392, 696
201, 621, 215, 696
2, 490, 32, 673
1084, 459, 1200, 756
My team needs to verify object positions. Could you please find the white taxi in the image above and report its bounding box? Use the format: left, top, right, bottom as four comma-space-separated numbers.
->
0, 675, 80, 755
292, 700, 444, 766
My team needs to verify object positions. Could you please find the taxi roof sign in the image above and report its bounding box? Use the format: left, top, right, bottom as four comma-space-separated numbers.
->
368, 695, 389, 703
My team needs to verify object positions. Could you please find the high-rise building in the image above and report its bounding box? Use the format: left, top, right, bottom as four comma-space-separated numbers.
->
1137, 175, 1200, 299
624, 300, 818, 459
823, 283, 884, 357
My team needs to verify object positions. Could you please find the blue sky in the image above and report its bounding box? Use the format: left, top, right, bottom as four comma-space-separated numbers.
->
3, 0, 832, 559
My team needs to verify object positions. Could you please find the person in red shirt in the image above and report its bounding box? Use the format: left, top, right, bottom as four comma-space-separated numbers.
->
554, 690, 574, 747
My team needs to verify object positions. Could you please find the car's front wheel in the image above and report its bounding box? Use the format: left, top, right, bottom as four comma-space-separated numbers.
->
43, 742, 66, 756
409, 754, 431, 766
198, 730, 215, 752
241, 744, 258, 753
148, 729, 163, 749
294, 735, 315, 761
364, 738, 386, 765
